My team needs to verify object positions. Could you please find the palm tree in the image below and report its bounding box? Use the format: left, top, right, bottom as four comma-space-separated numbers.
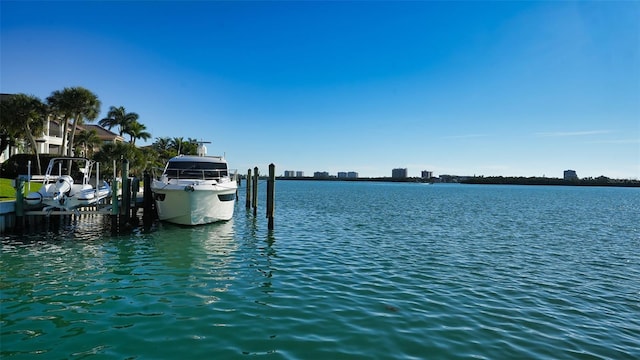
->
47, 87, 101, 156
73, 129, 101, 158
152, 137, 176, 165
169, 137, 185, 155
153, 137, 172, 152
169, 137, 199, 155
0, 94, 47, 174
183, 138, 199, 155
99, 106, 139, 137
124, 120, 151, 145
93, 142, 152, 178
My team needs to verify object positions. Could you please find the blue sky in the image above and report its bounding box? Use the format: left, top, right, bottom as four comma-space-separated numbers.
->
2, 1, 639, 179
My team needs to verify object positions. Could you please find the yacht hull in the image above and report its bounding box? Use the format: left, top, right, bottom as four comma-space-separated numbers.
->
152, 180, 237, 225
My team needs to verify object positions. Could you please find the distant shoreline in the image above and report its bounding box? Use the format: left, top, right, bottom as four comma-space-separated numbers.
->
273, 176, 640, 187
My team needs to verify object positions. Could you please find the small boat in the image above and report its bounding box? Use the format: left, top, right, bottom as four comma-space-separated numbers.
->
25, 157, 112, 211
151, 142, 238, 225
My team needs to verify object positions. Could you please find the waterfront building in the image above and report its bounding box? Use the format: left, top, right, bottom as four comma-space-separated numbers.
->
392, 168, 408, 178
422, 170, 433, 179
284, 170, 296, 177
564, 170, 578, 180
314, 171, 330, 179
296, 171, 304, 177
338, 171, 359, 179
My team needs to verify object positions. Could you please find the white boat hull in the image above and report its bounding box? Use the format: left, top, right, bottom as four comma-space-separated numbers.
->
26, 183, 111, 210
152, 180, 237, 225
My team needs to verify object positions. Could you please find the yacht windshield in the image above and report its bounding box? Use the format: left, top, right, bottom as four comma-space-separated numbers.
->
165, 161, 228, 179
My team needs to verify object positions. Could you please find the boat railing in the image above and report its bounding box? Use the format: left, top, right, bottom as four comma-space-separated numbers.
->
161, 167, 236, 181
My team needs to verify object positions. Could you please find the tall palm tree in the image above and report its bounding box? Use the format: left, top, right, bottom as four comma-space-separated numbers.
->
124, 120, 151, 145
184, 138, 200, 155
169, 137, 201, 155
169, 137, 185, 155
99, 106, 139, 137
153, 137, 172, 152
0, 94, 47, 174
73, 129, 102, 158
47, 87, 101, 156
94, 142, 132, 178
152, 137, 176, 164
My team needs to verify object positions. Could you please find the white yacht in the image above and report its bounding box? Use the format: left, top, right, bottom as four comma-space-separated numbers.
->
25, 157, 111, 211
151, 143, 237, 225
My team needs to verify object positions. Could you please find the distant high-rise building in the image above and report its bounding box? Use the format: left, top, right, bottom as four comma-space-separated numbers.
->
421, 170, 433, 179
564, 170, 578, 180
347, 172, 358, 178
296, 171, 304, 177
314, 171, 330, 178
284, 170, 295, 177
337, 172, 347, 178
392, 168, 408, 178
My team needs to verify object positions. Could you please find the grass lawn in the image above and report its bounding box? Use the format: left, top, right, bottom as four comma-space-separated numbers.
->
0, 178, 42, 201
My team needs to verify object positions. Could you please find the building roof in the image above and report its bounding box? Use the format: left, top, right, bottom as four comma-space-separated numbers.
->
77, 124, 125, 142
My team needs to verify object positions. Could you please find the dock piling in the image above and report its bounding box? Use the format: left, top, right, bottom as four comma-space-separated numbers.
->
111, 177, 119, 235
121, 158, 130, 228
252, 167, 258, 216
143, 171, 153, 231
13, 176, 25, 233
267, 163, 275, 230
246, 169, 252, 209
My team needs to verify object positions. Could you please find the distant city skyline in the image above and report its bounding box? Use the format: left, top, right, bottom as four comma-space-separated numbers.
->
1, 1, 638, 179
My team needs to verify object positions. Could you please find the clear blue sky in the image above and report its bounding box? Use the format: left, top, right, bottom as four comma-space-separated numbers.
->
2, 1, 639, 179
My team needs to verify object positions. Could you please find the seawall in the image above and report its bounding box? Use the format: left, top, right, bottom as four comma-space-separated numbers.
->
0, 201, 16, 233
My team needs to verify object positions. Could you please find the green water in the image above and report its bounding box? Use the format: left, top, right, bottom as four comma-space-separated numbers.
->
1, 182, 639, 359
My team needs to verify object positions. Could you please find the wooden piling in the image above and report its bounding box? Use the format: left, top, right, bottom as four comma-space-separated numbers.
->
252, 167, 258, 216
14, 176, 25, 233
121, 158, 130, 229
131, 176, 140, 225
111, 177, 119, 235
246, 169, 252, 209
143, 171, 153, 231
266, 163, 275, 230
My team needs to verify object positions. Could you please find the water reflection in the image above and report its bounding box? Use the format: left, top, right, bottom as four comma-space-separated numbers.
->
151, 219, 237, 270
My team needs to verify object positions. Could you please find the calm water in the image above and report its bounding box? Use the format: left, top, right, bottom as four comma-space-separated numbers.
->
1, 181, 639, 359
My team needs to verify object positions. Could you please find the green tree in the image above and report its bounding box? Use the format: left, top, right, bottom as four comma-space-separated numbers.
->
73, 129, 102, 158
138, 146, 161, 175
169, 137, 198, 155
0, 94, 47, 174
47, 87, 101, 156
151, 137, 176, 166
124, 120, 151, 145
99, 106, 139, 137
93, 142, 159, 178
93, 142, 140, 178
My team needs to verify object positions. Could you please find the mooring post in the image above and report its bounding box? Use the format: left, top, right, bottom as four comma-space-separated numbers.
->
246, 169, 252, 209
14, 176, 25, 232
252, 167, 258, 216
143, 171, 153, 231
267, 163, 275, 230
121, 158, 130, 231
131, 176, 140, 223
111, 177, 119, 235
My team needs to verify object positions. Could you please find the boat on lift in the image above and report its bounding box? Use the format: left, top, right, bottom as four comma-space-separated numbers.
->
25, 157, 111, 211
151, 142, 238, 225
